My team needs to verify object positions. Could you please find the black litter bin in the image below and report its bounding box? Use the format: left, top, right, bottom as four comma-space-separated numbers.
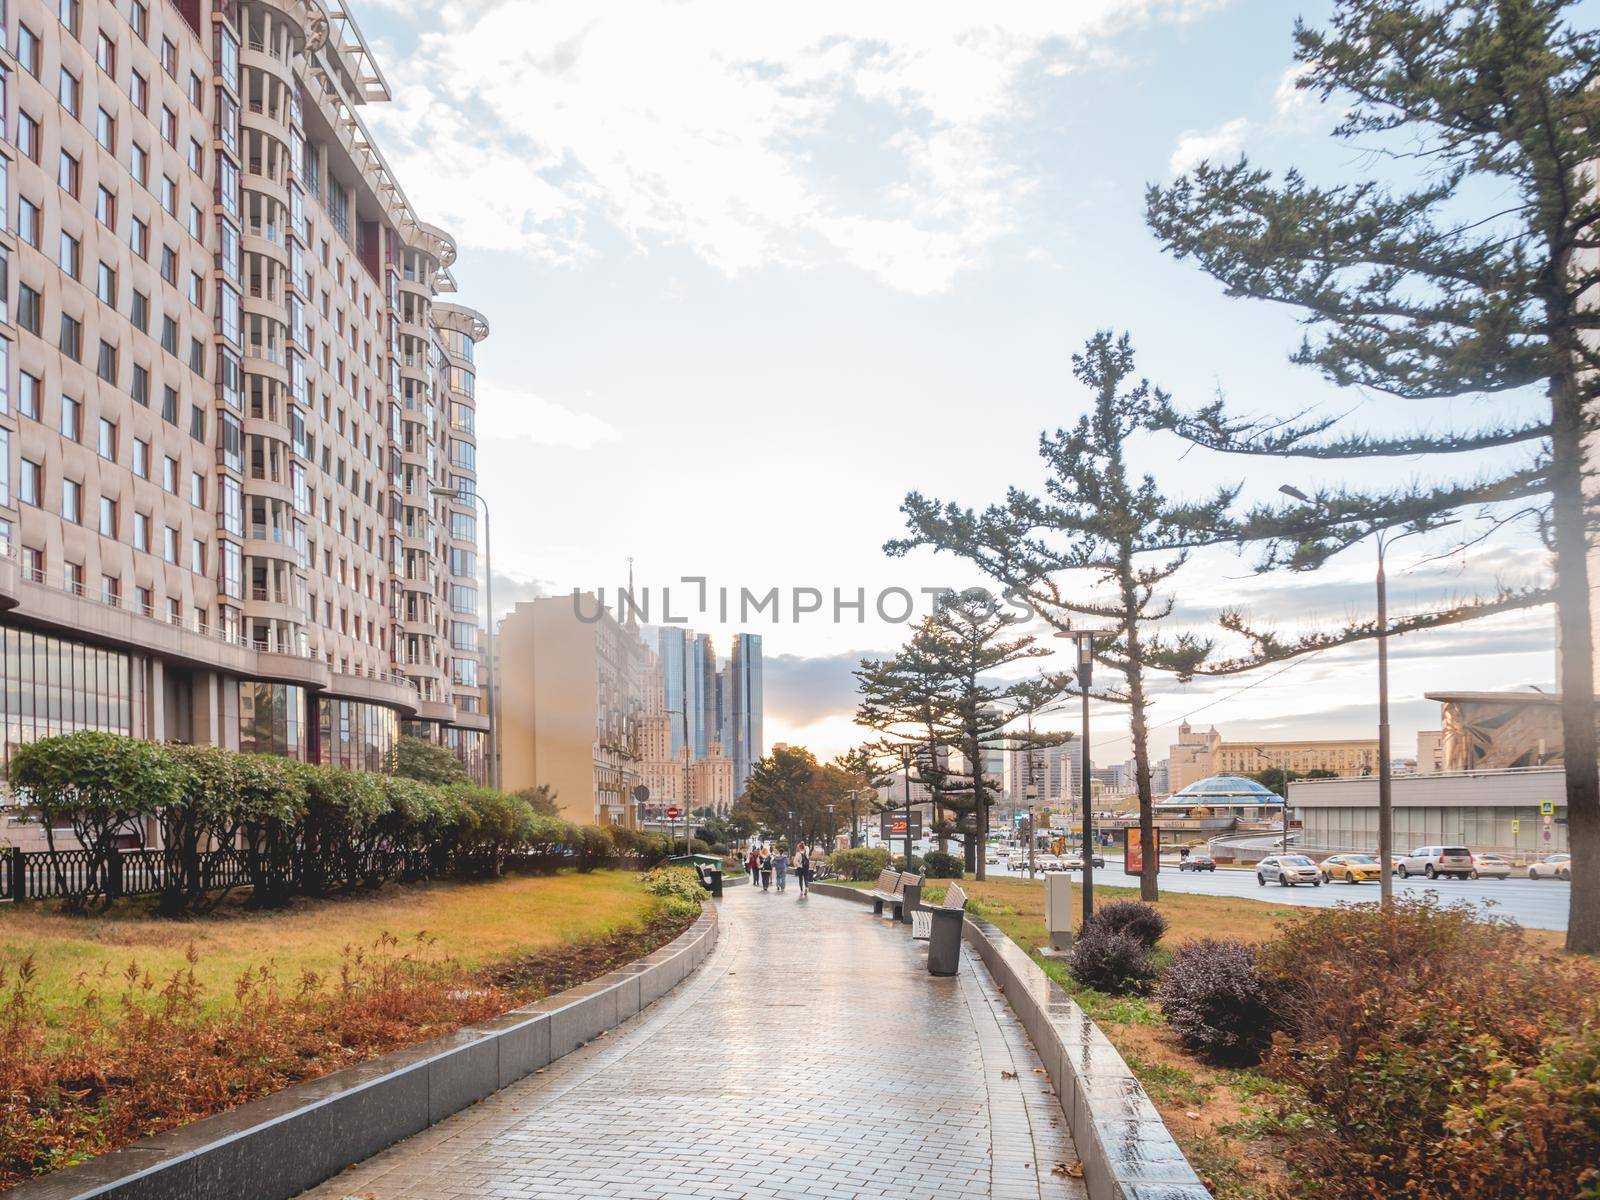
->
927, 908, 963, 975
704, 867, 723, 897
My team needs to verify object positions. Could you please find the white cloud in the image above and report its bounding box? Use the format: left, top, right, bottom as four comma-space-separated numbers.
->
365, 0, 1228, 294
1167, 116, 1249, 174
475, 385, 621, 450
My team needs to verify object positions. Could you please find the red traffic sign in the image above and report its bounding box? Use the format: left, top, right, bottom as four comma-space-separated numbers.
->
665, 805, 680, 820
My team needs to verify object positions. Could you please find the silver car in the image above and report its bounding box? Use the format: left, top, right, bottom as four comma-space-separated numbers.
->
1397, 845, 1474, 879
1257, 854, 1323, 887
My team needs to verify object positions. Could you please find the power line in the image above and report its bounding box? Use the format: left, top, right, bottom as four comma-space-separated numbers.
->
1088, 648, 1333, 755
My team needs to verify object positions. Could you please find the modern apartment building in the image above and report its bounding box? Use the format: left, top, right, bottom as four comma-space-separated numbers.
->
0, 0, 491, 847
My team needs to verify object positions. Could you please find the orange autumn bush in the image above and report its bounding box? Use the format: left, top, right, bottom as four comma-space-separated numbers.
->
0, 934, 506, 1190
1257, 899, 1600, 1200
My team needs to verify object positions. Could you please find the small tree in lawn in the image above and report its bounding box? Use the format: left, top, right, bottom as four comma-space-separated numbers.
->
386, 735, 470, 787
9, 732, 184, 912
517, 784, 560, 818
833, 745, 892, 847
236, 754, 310, 907
890, 333, 1230, 900
1144, 0, 1600, 950
163, 743, 244, 914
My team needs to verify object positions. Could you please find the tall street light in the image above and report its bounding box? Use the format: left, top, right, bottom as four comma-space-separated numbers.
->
1279, 484, 1457, 911
1056, 627, 1114, 923
431, 485, 497, 790
898, 744, 916, 869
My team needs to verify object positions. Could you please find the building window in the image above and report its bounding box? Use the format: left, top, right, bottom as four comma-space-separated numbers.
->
133, 511, 149, 551
96, 107, 115, 151
17, 112, 40, 161
17, 25, 40, 76
131, 143, 148, 186
60, 396, 81, 441
19, 459, 40, 506
131, 69, 148, 113
61, 478, 81, 524
97, 261, 116, 304
132, 438, 149, 477
17, 197, 39, 246
59, 313, 83, 361
64, 562, 85, 596
162, 456, 177, 493
189, 471, 204, 508
58, 151, 80, 197
131, 290, 149, 332
19, 372, 40, 420
96, 340, 117, 383
98, 495, 116, 537
131, 364, 149, 406
96, 30, 115, 75
239, 682, 308, 760
97, 417, 116, 459
163, 526, 177, 563
58, 69, 80, 117
57, 231, 80, 278
17, 285, 40, 334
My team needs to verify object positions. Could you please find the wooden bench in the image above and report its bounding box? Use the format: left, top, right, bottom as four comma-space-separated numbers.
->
912, 880, 968, 939
868, 868, 912, 920
925, 882, 968, 975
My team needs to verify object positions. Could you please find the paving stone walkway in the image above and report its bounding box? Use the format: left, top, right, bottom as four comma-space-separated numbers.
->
305, 883, 1084, 1200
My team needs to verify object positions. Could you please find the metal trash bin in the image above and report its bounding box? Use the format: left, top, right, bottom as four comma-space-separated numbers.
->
901, 880, 922, 924
705, 867, 723, 897
927, 909, 963, 976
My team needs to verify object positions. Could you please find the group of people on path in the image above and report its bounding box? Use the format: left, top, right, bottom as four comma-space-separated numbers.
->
744, 843, 815, 896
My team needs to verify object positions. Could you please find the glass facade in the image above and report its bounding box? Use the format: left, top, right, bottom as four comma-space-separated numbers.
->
238, 681, 309, 759
0, 628, 143, 764
444, 726, 487, 785
317, 698, 399, 774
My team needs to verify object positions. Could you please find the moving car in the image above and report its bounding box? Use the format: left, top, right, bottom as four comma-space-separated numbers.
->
1528, 853, 1572, 881
1320, 853, 1382, 883
1396, 846, 1475, 879
1257, 854, 1323, 887
1059, 852, 1107, 870
985, 847, 1002, 865
1178, 854, 1216, 872
1469, 853, 1512, 880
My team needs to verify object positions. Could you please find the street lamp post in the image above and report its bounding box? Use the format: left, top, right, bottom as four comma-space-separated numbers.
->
1279, 485, 1458, 911
898, 744, 915, 868
430, 485, 496, 790
1057, 627, 1112, 923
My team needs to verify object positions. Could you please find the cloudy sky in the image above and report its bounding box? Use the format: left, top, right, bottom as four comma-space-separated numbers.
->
356, 0, 1560, 764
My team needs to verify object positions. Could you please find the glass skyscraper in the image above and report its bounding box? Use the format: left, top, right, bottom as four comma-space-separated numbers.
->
728, 633, 764, 797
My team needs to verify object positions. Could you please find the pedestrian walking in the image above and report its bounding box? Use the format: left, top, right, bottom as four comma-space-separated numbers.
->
746, 844, 760, 886
774, 846, 789, 893
759, 849, 774, 891
795, 845, 811, 896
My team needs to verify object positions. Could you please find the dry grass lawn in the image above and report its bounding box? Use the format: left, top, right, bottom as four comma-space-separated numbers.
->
0, 869, 661, 1017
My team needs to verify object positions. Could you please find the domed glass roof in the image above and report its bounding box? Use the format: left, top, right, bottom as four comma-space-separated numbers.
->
1160, 775, 1283, 805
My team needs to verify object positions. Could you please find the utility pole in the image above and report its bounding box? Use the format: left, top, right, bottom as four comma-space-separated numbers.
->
898, 744, 915, 869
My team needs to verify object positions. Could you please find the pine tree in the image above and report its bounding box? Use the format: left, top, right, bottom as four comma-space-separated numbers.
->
1144, 0, 1600, 951
889, 333, 1233, 901
855, 593, 1070, 880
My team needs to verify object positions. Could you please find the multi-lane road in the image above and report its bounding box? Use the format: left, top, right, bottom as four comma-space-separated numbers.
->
980, 855, 1573, 931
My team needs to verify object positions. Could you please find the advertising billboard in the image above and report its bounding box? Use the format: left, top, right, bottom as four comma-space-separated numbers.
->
1123, 826, 1160, 876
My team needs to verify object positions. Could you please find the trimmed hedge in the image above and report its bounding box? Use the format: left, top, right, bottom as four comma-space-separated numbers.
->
6, 731, 666, 913
829, 847, 891, 881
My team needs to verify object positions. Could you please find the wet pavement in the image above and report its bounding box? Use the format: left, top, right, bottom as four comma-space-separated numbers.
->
303, 884, 1084, 1200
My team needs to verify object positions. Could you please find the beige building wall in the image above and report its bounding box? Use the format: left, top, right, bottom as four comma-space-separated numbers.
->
498, 594, 653, 826
1416, 730, 1444, 774
1166, 722, 1220, 793
1214, 738, 1379, 778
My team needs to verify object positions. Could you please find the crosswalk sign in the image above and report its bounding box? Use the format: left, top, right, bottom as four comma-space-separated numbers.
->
1540, 800, 1555, 816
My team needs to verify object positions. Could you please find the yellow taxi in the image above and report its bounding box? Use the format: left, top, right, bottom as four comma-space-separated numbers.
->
1320, 853, 1384, 883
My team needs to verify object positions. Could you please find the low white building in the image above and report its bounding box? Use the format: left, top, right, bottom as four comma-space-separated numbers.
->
1288, 766, 1568, 857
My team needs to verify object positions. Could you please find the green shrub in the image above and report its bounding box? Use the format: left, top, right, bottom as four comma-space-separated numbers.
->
922, 850, 964, 878
574, 824, 614, 873
638, 866, 705, 919
1156, 938, 1275, 1065
829, 846, 891, 881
